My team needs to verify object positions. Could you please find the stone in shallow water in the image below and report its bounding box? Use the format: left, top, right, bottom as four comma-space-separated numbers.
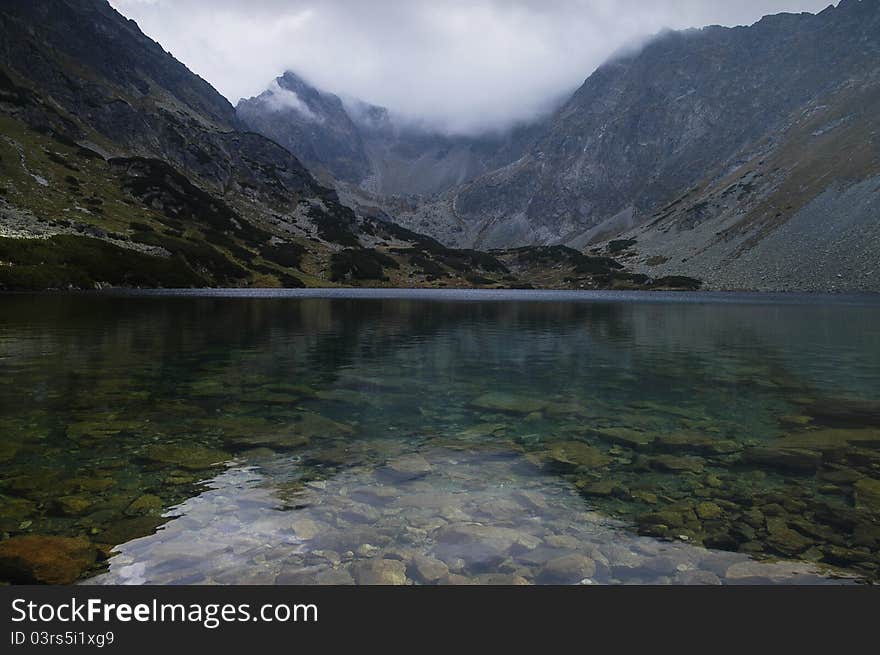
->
765, 517, 814, 555
380, 454, 433, 481
141, 444, 230, 471
674, 569, 722, 585
654, 432, 740, 456
591, 427, 655, 449
408, 554, 449, 583
546, 442, 612, 470
469, 393, 548, 415
290, 517, 323, 540
724, 560, 827, 584
576, 479, 626, 498
52, 494, 94, 517
537, 554, 597, 584
351, 558, 408, 585
695, 502, 723, 520
647, 454, 705, 474
0, 535, 97, 584
434, 523, 536, 566
124, 494, 164, 517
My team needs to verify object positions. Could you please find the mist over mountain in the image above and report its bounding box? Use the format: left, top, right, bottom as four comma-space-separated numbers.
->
237, 72, 542, 197
109, 0, 833, 136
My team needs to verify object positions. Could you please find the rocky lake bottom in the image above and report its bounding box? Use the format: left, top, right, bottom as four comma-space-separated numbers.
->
0, 290, 878, 585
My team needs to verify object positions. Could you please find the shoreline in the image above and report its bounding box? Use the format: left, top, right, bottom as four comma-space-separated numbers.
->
2, 287, 879, 306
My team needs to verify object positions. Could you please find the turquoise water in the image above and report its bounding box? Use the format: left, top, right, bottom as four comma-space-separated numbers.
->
1, 290, 879, 584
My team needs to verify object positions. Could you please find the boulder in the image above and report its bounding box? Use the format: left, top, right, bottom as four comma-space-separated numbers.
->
408, 555, 449, 584
537, 554, 597, 584
351, 559, 408, 585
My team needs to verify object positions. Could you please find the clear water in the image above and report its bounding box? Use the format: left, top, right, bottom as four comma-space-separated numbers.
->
1, 290, 879, 585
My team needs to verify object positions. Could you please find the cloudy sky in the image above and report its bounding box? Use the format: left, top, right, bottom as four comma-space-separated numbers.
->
109, 0, 835, 134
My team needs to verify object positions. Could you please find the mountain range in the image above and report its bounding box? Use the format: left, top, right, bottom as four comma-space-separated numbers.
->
238, 0, 880, 292
1, 0, 878, 292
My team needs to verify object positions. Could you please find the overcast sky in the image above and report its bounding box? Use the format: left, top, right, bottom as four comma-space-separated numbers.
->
109, 0, 835, 134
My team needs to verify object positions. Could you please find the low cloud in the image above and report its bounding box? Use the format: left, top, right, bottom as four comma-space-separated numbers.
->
109, 0, 835, 135
262, 81, 322, 122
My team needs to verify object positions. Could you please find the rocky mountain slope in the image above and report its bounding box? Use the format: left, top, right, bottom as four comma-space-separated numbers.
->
0, 0, 587, 291
439, 0, 880, 253
607, 69, 880, 292
4, 0, 875, 292
237, 1, 880, 292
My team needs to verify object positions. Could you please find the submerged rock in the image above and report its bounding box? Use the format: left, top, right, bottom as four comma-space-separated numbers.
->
537, 554, 597, 584
724, 560, 826, 584
765, 517, 814, 555
434, 523, 538, 565
647, 454, 705, 474
381, 454, 433, 481
546, 442, 612, 470
124, 494, 164, 516
141, 444, 230, 471
654, 432, 740, 456
695, 501, 723, 520
408, 554, 449, 583
351, 558, 408, 585
469, 393, 548, 415
222, 412, 353, 450
52, 494, 94, 517
591, 427, 655, 449
0, 535, 98, 584
576, 479, 626, 498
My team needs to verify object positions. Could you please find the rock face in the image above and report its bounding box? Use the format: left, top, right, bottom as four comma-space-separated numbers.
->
442, 2, 880, 255
0, 535, 98, 584
237, 72, 372, 185
351, 558, 408, 585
